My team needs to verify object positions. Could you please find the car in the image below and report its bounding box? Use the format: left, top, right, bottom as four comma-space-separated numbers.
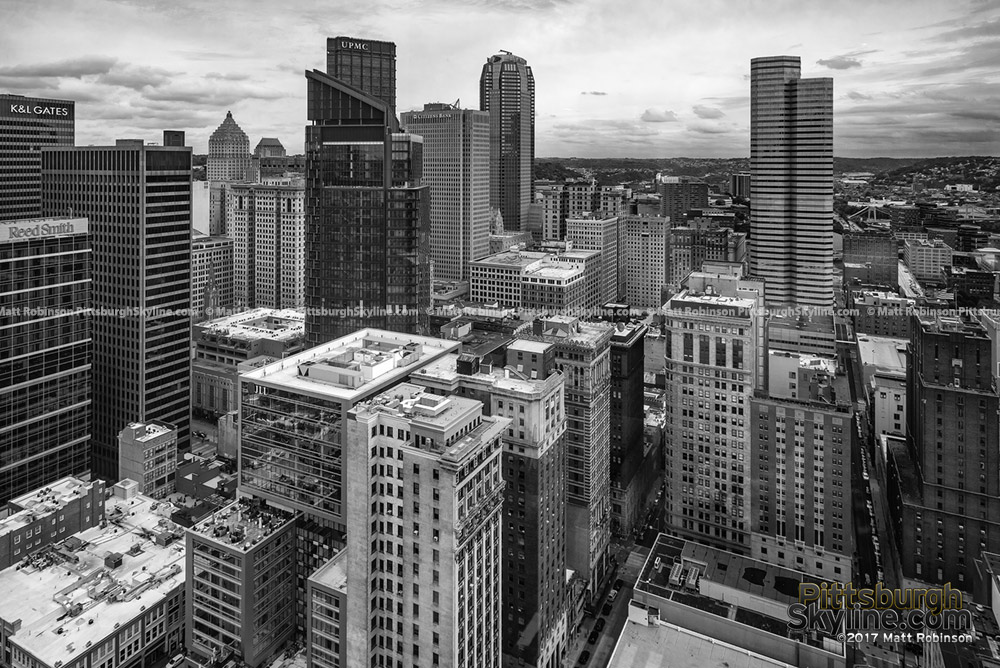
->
587, 630, 599, 644
166, 655, 185, 668
614, 578, 624, 591
578, 650, 591, 665
608, 590, 618, 603
594, 618, 606, 632
601, 602, 613, 615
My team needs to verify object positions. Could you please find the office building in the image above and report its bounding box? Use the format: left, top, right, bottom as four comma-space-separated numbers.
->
0, 476, 105, 571
0, 487, 186, 668
662, 270, 765, 554
616, 535, 847, 668
538, 183, 567, 240
609, 322, 649, 535
598, 185, 630, 218
620, 215, 669, 308
889, 313, 1000, 591
254, 137, 286, 158
751, 350, 855, 581
520, 316, 613, 599
665, 221, 747, 295
0, 94, 74, 222
469, 249, 580, 308
193, 308, 304, 415
162, 130, 185, 147
344, 384, 508, 668
904, 238, 953, 284
185, 498, 297, 668
843, 232, 897, 286
42, 141, 193, 481
566, 213, 621, 303
326, 36, 397, 110
409, 343, 568, 668
488, 228, 532, 254
227, 181, 305, 309
750, 56, 834, 307
481, 52, 535, 231
191, 233, 234, 322
656, 175, 708, 223
118, 421, 177, 499
851, 291, 914, 339
1, 216, 92, 503
307, 550, 348, 668
207, 111, 251, 181
401, 103, 491, 282
304, 68, 430, 343
730, 172, 750, 199
238, 330, 460, 528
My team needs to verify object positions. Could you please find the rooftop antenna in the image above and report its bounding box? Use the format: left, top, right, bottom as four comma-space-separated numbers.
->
500, 49, 512, 55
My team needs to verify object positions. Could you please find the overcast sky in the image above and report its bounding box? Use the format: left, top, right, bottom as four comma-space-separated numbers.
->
2, 0, 998, 158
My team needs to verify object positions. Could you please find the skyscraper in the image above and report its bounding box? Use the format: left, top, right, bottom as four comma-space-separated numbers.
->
207, 110, 251, 181
480, 52, 534, 231
401, 103, 491, 282
1, 216, 91, 503
0, 95, 74, 222
304, 67, 430, 344
749, 56, 834, 307
345, 385, 507, 668
656, 175, 708, 224
42, 141, 192, 481
326, 36, 397, 111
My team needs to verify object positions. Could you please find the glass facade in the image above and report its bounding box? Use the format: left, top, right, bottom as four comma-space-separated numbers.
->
0, 228, 91, 502
0, 95, 75, 222
326, 37, 397, 111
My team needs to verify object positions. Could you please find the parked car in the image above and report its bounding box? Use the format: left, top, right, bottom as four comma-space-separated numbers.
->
601, 602, 613, 615
578, 650, 591, 665
613, 578, 624, 591
587, 630, 599, 644
595, 618, 606, 632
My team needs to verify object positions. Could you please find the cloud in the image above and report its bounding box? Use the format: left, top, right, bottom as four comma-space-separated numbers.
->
144, 82, 285, 106
96, 64, 176, 90
692, 104, 724, 119
581, 91, 607, 96
817, 55, 862, 69
0, 56, 117, 78
641, 109, 678, 122
846, 90, 872, 101
687, 121, 731, 135
932, 17, 1000, 41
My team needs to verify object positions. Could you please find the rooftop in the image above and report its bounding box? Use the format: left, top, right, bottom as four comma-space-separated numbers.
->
197, 308, 305, 342
856, 335, 908, 375
0, 494, 185, 667
471, 250, 549, 269
189, 498, 295, 552
523, 261, 583, 281
119, 421, 175, 443
309, 549, 347, 594
411, 352, 558, 396
635, 534, 842, 653
240, 330, 460, 400
1, 478, 102, 538
608, 620, 792, 668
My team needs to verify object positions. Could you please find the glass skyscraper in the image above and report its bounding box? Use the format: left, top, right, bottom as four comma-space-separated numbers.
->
0, 94, 75, 222
480, 52, 534, 231
749, 56, 834, 307
326, 36, 397, 112
304, 60, 429, 345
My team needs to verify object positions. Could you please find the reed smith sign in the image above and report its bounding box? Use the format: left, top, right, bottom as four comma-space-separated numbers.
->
3, 218, 87, 242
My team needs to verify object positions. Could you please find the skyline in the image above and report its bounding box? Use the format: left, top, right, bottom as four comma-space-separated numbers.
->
1, 0, 998, 159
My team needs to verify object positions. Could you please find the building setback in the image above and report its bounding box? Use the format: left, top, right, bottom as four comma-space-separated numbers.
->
401, 104, 491, 282
0, 95, 74, 222
480, 52, 534, 231
749, 56, 833, 307
1, 216, 92, 502
345, 384, 508, 668
42, 143, 192, 481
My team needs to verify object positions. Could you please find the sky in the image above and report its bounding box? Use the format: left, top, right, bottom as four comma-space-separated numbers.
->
1, 0, 998, 158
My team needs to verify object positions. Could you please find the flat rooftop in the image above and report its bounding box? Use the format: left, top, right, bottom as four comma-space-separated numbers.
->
411, 353, 556, 396
120, 421, 175, 442
240, 330, 460, 401
856, 335, 908, 374
190, 498, 295, 552
523, 262, 582, 280
309, 549, 347, 594
2, 478, 101, 537
197, 307, 305, 342
635, 534, 842, 652
0, 494, 186, 667
528, 317, 613, 347
609, 620, 792, 668
471, 250, 549, 268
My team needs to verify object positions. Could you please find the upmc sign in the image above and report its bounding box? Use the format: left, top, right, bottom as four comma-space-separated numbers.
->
7, 103, 72, 118
340, 40, 371, 51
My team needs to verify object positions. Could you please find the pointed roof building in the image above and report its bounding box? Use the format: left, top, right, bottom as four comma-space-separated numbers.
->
207, 111, 251, 181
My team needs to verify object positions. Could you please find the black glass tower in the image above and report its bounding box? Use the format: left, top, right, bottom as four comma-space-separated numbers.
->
304, 67, 430, 345
326, 36, 397, 112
